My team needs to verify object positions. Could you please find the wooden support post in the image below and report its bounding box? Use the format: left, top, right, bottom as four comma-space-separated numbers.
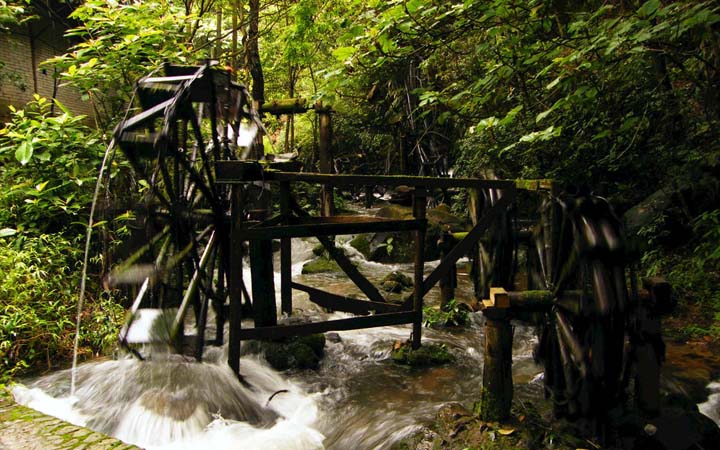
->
228, 185, 244, 377
480, 306, 513, 421
279, 181, 292, 316
468, 188, 485, 301
438, 230, 456, 310
317, 105, 335, 217
250, 238, 277, 327
412, 186, 427, 349
634, 277, 672, 416
364, 185, 373, 208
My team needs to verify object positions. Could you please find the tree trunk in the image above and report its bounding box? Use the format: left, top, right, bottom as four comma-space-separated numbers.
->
244, 0, 265, 105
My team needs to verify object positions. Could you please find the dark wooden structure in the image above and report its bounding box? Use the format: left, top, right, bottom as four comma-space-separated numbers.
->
214, 162, 517, 375
111, 63, 674, 445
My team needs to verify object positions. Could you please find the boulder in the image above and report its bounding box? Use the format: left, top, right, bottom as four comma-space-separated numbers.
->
244, 334, 326, 371
301, 257, 341, 274
391, 342, 454, 367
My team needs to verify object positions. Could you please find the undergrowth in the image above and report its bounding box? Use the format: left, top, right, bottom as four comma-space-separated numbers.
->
641, 209, 720, 339
0, 235, 124, 382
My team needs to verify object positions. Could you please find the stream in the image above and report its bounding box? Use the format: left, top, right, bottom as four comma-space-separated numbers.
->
12, 232, 720, 449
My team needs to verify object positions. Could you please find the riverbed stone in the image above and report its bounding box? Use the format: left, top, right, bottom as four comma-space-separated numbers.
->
391, 342, 454, 367
381, 271, 413, 293
244, 334, 327, 371
301, 256, 341, 274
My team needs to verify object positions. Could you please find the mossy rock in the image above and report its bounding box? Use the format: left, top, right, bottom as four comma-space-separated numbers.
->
301, 257, 341, 274
311, 243, 326, 257
391, 343, 454, 367
381, 271, 413, 292
348, 234, 371, 258
246, 334, 326, 371
382, 270, 413, 287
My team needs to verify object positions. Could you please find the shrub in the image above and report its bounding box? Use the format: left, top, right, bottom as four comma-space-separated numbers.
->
0, 235, 124, 382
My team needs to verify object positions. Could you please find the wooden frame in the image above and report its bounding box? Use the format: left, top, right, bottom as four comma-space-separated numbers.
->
218, 166, 517, 375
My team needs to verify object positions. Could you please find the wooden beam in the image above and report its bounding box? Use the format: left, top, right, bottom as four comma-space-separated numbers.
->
238, 218, 424, 239
422, 190, 515, 296
290, 199, 388, 305
237, 311, 416, 340
260, 98, 308, 115
214, 163, 518, 190
292, 282, 402, 315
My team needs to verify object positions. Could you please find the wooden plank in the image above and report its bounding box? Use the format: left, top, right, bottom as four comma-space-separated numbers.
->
290, 199, 388, 305
290, 215, 398, 224
214, 163, 517, 190
239, 218, 423, 239
237, 311, 416, 340
292, 282, 402, 315
421, 189, 515, 296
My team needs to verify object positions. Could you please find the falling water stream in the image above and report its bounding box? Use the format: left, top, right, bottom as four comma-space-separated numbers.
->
13, 232, 720, 448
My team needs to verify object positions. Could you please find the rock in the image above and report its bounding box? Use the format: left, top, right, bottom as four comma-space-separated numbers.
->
382, 270, 413, 288
381, 280, 404, 293
244, 334, 326, 371
436, 403, 473, 440
311, 243, 326, 257
326, 332, 341, 343
348, 234, 371, 259
391, 342, 454, 367
301, 257, 341, 274
388, 185, 414, 206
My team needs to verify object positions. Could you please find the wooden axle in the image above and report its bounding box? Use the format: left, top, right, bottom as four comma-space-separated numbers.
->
481, 280, 672, 316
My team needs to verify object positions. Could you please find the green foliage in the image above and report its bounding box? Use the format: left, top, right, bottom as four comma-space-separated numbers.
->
377, 237, 394, 256
0, 95, 105, 236
0, 0, 30, 31
0, 234, 124, 382
643, 209, 720, 338
43, 0, 205, 126
423, 299, 469, 328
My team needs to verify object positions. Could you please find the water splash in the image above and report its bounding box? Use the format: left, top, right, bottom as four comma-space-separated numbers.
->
699, 381, 720, 425
15, 354, 325, 449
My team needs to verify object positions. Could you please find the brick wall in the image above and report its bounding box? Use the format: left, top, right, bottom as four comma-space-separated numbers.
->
0, 17, 95, 123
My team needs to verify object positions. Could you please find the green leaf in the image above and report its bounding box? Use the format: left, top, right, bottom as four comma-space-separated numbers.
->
637, 0, 660, 18
0, 228, 17, 237
15, 140, 33, 165
332, 46, 357, 62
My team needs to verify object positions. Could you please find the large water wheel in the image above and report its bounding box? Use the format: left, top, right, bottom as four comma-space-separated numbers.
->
111, 62, 259, 359
531, 189, 631, 437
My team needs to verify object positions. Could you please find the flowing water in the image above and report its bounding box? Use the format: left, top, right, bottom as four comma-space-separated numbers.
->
13, 233, 720, 448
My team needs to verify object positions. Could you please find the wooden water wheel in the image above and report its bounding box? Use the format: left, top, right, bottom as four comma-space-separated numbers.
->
111, 62, 259, 359
532, 189, 630, 437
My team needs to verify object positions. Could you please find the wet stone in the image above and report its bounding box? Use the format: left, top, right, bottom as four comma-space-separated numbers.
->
0, 389, 138, 450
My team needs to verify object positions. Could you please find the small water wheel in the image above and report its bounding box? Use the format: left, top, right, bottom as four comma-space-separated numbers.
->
111, 62, 260, 359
